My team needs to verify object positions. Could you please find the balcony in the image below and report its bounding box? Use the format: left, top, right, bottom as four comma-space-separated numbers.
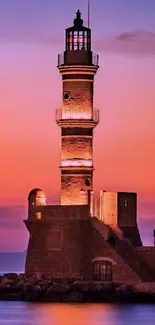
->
61, 158, 92, 168
58, 52, 99, 67
56, 108, 99, 126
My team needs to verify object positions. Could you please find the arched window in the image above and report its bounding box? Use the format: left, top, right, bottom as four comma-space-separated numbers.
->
93, 260, 113, 281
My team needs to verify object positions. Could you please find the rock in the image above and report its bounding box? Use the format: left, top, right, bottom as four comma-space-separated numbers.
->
16, 274, 25, 281
47, 282, 69, 294
2, 292, 22, 300
21, 284, 42, 301
43, 293, 61, 302
1, 274, 155, 302
13, 281, 25, 290
62, 292, 83, 303
23, 282, 34, 292
72, 281, 95, 292
3, 273, 17, 280
0, 277, 9, 287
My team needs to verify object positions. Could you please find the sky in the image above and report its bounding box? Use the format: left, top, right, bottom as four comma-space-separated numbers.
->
0, 0, 155, 251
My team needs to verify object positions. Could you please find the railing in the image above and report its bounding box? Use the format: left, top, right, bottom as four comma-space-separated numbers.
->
58, 53, 64, 66
92, 53, 99, 66
58, 52, 99, 67
61, 158, 92, 168
56, 108, 99, 123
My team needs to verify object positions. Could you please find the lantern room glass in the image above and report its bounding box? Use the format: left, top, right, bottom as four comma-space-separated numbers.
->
66, 29, 91, 51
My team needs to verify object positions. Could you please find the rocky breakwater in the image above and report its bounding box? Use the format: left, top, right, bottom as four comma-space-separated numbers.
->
0, 274, 155, 302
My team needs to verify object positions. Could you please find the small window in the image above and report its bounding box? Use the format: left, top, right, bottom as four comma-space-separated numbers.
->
125, 199, 128, 207
36, 212, 41, 220
63, 91, 70, 100
85, 178, 91, 187
93, 260, 112, 281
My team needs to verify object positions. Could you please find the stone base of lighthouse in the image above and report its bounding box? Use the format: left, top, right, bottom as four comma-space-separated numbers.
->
24, 197, 149, 283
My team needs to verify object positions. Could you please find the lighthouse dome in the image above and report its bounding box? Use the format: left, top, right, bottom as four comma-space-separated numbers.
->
28, 188, 46, 206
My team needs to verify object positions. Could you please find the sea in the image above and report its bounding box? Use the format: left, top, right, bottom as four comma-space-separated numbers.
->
0, 302, 155, 325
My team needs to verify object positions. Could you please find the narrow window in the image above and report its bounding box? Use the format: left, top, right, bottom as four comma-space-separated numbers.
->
125, 199, 128, 207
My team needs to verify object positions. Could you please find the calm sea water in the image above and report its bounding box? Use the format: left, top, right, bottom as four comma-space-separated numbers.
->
0, 302, 155, 325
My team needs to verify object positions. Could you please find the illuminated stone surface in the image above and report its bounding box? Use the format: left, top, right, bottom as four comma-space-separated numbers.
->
61, 175, 92, 205
61, 137, 92, 161
62, 81, 93, 119
58, 66, 98, 205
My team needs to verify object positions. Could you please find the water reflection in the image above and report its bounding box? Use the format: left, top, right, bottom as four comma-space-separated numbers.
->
0, 302, 155, 325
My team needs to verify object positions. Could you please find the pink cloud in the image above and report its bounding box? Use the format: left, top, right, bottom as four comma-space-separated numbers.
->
1, 24, 155, 56
95, 30, 155, 56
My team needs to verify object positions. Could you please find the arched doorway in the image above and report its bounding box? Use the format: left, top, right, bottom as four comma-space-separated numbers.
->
93, 259, 113, 281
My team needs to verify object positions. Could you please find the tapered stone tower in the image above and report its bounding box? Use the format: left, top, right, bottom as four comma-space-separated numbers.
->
56, 10, 99, 205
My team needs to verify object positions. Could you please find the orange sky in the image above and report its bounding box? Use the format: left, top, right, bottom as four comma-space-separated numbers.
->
1, 49, 155, 205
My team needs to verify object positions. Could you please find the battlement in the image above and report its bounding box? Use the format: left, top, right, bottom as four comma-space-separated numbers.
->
28, 204, 90, 221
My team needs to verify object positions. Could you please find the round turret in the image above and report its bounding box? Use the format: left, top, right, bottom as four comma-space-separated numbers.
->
28, 188, 46, 206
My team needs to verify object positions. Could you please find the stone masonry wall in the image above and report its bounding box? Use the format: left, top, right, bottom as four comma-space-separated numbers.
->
28, 204, 90, 221
61, 136, 92, 161
101, 192, 118, 227
25, 219, 87, 277
135, 247, 155, 270
25, 210, 151, 282
118, 192, 137, 227
25, 218, 140, 282
61, 175, 92, 205
80, 220, 141, 283
62, 80, 93, 119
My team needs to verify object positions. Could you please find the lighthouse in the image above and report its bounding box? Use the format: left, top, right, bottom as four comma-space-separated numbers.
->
56, 10, 99, 205
24, 9, 153, 283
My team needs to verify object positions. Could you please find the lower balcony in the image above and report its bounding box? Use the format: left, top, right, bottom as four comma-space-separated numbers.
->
56, 108, 99, 128
61, 158, 92, 168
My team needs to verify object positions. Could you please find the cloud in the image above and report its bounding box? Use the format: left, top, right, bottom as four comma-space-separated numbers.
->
94, 30, 155, 56
1, 20, 155, 56
0, 205, 28, 251
0, 205, 27, 229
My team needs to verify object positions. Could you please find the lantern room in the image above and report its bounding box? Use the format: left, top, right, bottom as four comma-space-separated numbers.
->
58, 10, 99, 66
66, 10, 91, 51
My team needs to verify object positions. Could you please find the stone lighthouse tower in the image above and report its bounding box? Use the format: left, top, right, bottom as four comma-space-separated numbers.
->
25, 9, 154, 282
56, 10, 99, 205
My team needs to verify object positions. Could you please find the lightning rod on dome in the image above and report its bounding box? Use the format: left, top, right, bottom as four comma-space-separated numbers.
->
88, 0, 90, 28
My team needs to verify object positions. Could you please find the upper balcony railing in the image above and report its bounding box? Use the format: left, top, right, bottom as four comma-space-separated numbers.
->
58, 53, 65, 66
56, 108, 99, 124
58, 52, 99, 67
92, 53, 99, 67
